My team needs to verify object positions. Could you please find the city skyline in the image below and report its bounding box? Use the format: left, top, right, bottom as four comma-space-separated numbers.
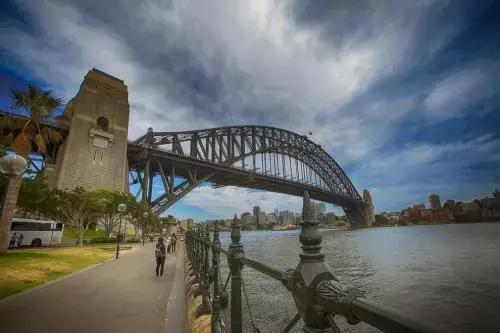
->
203, 200, 330, 226
1, 1, 499, 221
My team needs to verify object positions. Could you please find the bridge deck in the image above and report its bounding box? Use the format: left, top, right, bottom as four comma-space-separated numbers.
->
127, 143, 362, 209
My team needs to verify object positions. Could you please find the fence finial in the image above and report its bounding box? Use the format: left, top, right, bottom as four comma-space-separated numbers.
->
302, 191, 314, 222
299, 191, 324, 261
231, 214, 241, 243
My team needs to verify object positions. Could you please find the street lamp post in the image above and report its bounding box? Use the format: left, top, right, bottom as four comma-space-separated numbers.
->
116, 203, 127, 259
0, 154, 27, 255
123, 216, 128, 245
142, 212, 148, 246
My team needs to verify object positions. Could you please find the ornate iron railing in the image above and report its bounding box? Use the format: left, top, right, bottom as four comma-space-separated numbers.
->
185, 192, 437, 333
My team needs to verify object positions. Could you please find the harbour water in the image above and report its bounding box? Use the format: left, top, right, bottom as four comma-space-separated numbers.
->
218, 223, 500, 332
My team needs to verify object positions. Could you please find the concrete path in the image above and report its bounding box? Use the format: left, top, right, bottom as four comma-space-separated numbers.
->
0, 241, 186, 333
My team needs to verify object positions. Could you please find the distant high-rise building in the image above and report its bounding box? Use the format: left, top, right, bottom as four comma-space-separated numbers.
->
241, 212, 252, 225
294, 213, 302, 224
279, 210, 295, 225
253, 206, 260, 218
258, 211, 266, 225
253, 206, 261, 227
310, 202, 326, 219
428, 194, 442, 210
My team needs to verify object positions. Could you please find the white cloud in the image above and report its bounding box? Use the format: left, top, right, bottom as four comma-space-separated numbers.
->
0, 0, 466, 150
176, 184, 340, 221
352, 134, 500, 212
182, 186, 301, 220
424, 62, 500, 121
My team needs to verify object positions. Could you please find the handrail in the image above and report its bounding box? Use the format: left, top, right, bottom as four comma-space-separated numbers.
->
240, 257, 285, 282
218, 247, 284, 282
351, 297, 435, 333
218, 247, 228, 256
184, 191, 438, 333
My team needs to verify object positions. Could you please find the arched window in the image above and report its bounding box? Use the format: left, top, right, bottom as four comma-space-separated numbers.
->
96, 116, 109, 132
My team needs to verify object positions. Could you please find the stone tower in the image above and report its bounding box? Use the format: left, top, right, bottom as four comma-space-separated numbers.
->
51, 69, 130, 192
363, 189, 375, 227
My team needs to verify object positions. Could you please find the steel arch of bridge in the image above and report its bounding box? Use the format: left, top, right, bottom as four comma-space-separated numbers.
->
128, 125, 366, 226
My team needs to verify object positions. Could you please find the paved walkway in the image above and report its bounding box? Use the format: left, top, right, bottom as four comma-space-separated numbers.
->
0, 241, 186, 333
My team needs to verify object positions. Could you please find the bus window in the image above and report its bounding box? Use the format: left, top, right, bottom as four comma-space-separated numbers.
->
11, 222, 52, 231
55, 223, 63, 231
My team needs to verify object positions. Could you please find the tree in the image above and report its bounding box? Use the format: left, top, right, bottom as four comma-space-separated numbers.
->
94, 190, 130, 239
1, 83, 63, 156
126, 197, 157, 242
52, 188, 99, 246
157, 215, 176, 234
0, 175, 54, 219
16, 177, 52, 218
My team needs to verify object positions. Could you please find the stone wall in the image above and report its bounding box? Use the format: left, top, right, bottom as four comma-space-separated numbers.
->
185, 255, 211, 333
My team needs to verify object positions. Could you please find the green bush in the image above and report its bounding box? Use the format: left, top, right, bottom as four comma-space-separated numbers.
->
90, 237, 140, 244
90, 237, 116, 244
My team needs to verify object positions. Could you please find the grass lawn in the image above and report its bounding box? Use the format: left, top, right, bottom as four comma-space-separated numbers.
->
62, 229, 106, 241
0, 246, 124, 299
62, 224, 137, 242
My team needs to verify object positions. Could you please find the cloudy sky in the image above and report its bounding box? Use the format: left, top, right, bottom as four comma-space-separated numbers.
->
1, 0, 499, 221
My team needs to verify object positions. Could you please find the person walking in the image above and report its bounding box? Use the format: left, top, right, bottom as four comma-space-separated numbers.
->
154, 237, 166, 277
9, 233, 17, 249
166, 235, 172, 253
171, 233, 177, 252
16, 234, 24, 248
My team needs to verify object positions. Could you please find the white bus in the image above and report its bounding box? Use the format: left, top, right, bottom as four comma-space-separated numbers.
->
8, 218, 64, 247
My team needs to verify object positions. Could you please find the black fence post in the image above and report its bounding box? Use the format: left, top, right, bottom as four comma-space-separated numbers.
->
281, 191, 337, 332
189, 229, 194, 263
211, 224, 222, 333
190, 229, 195, 265
186, 230, 191, 262
197, 224, 212, 315
198, 227, 204, 291
228, 214, 244, 333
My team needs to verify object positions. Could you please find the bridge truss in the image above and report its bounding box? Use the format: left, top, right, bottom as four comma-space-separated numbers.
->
128, 126, 366, 227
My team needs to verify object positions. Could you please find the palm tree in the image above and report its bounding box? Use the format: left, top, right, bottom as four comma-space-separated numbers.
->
1, 83, 63, 156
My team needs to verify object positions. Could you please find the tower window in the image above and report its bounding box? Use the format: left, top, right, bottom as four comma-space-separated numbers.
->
96, 116, 109, 132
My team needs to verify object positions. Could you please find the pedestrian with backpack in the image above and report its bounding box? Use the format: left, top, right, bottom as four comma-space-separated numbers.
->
154, 237, 166, 277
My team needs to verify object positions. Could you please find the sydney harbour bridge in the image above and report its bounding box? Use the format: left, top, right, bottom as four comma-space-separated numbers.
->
127, 125, 366, 226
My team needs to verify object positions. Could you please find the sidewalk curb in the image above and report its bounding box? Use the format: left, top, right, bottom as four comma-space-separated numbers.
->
0, 246, 137, 304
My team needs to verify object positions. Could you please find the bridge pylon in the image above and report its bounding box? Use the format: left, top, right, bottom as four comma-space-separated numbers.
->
49, 69, 130, 192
